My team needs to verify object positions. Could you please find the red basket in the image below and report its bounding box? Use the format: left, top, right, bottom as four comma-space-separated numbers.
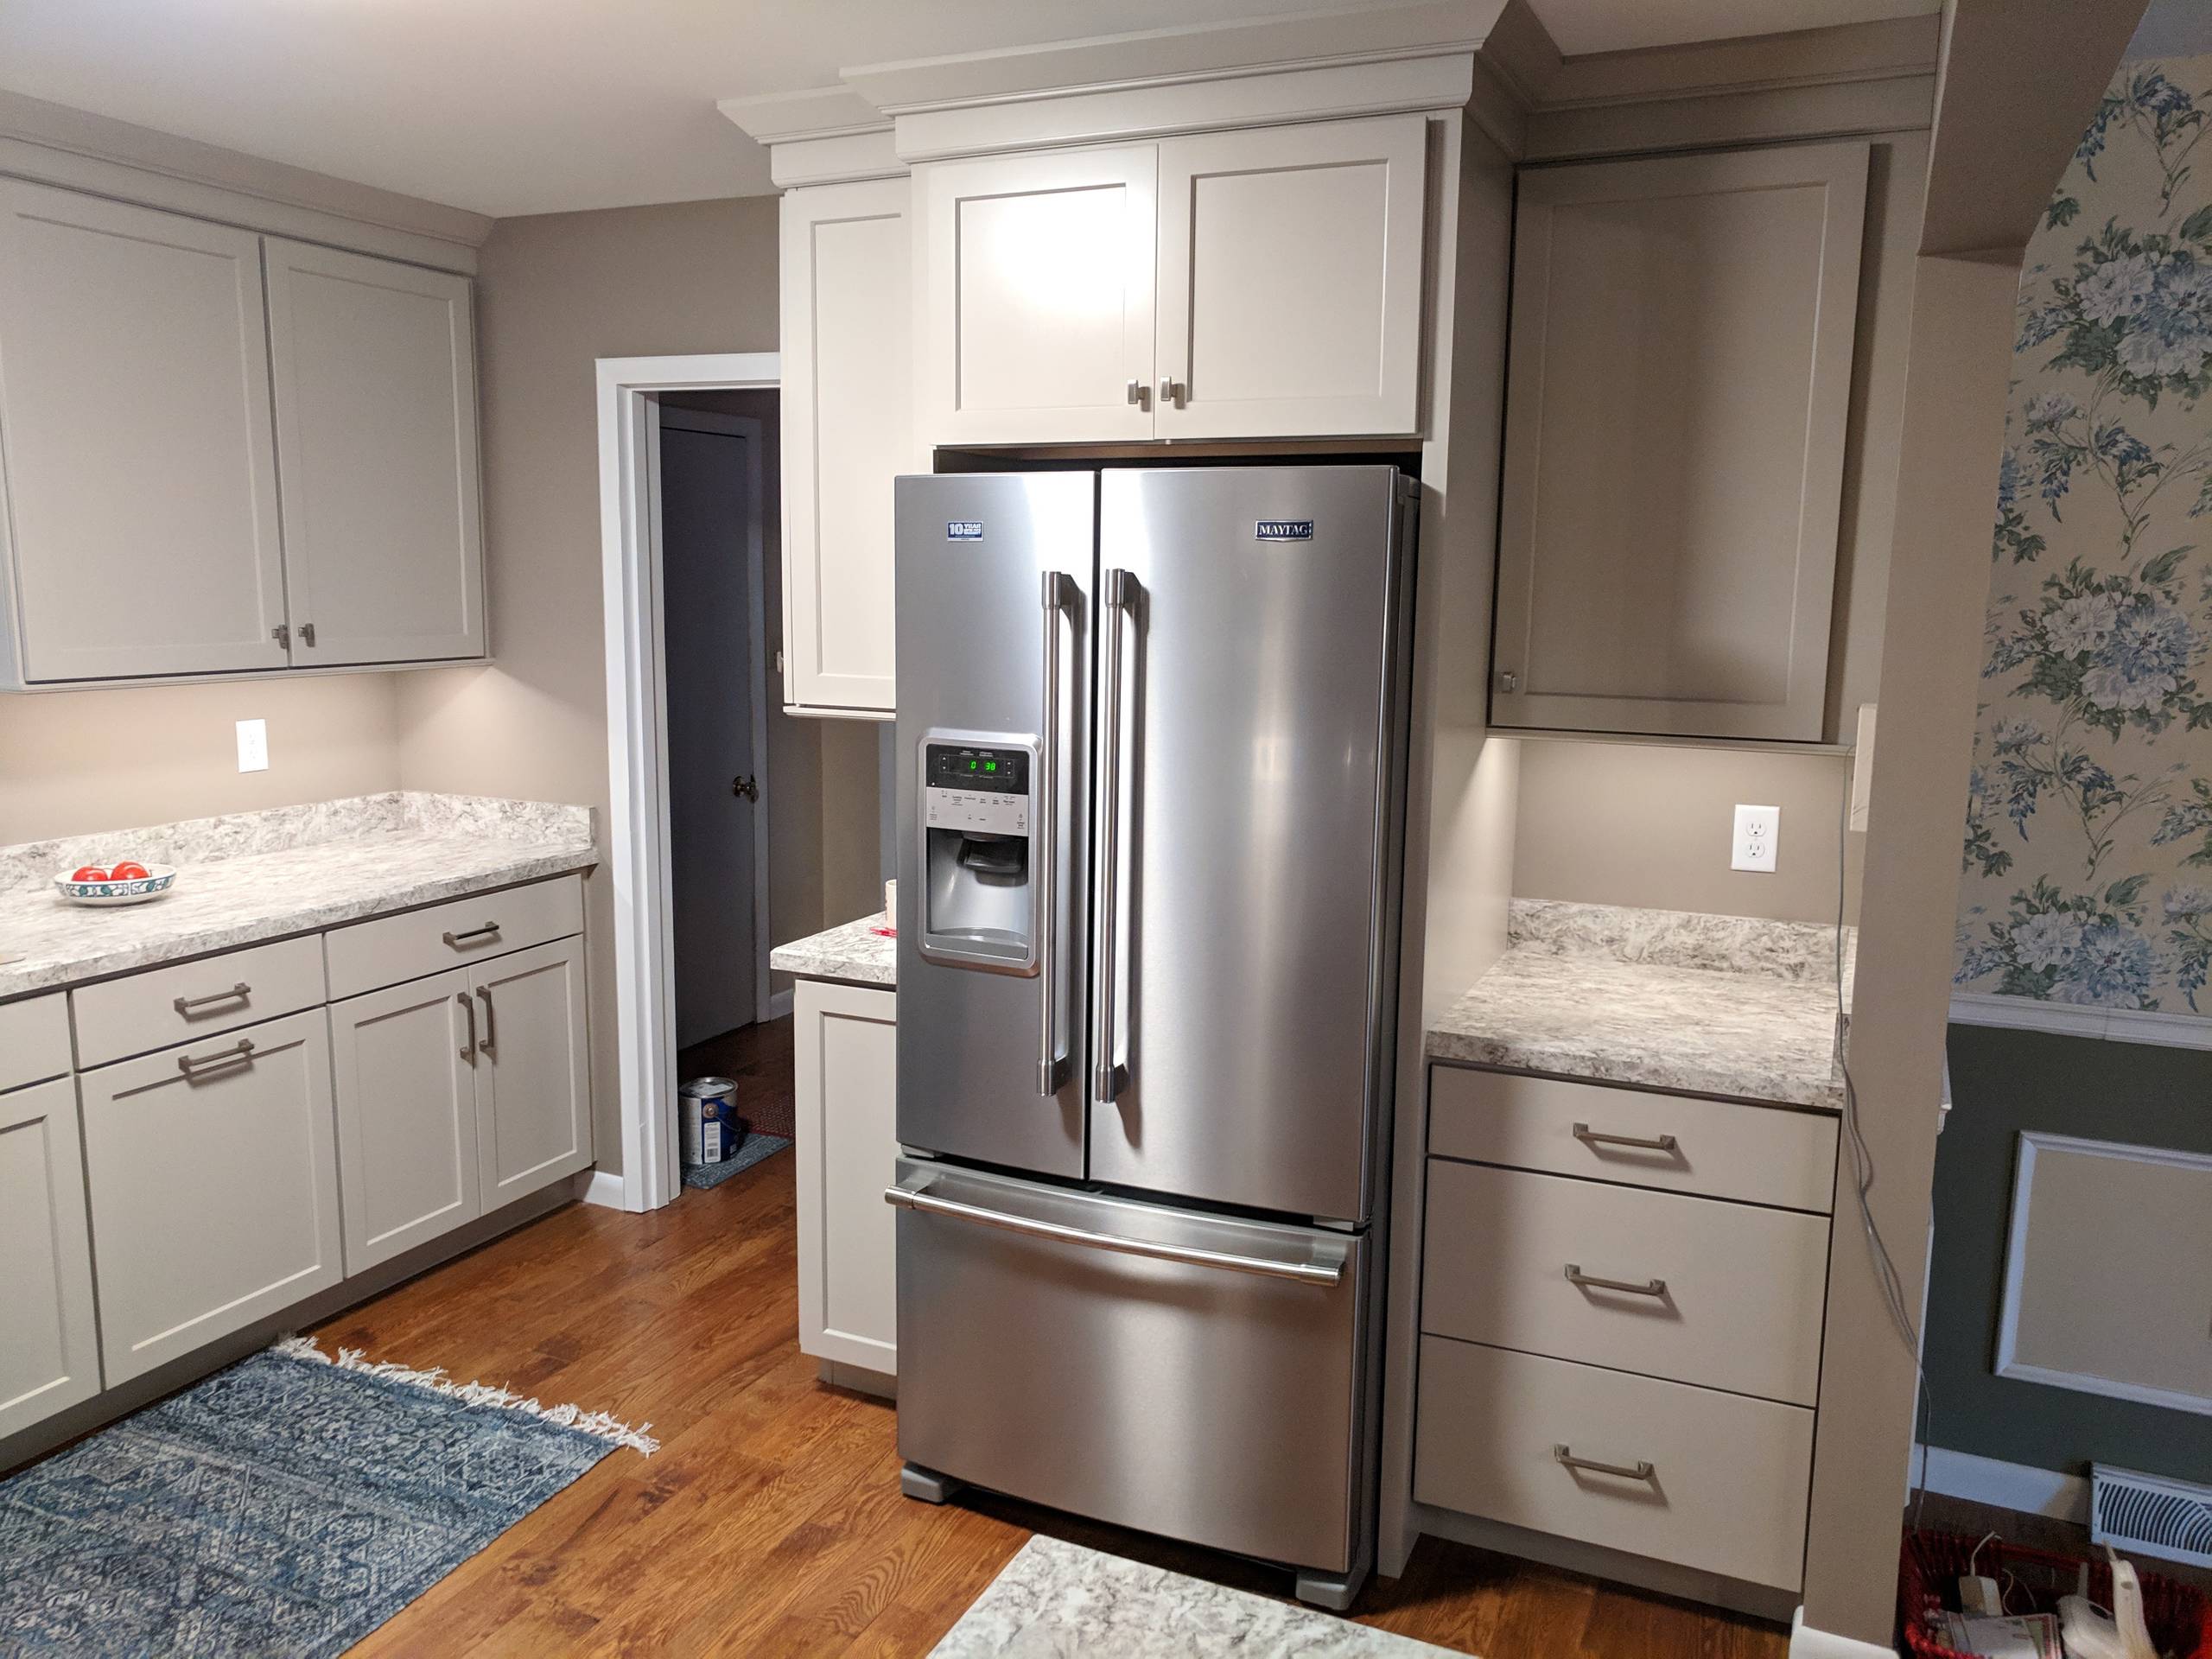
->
1900, 1528, 2212, 1659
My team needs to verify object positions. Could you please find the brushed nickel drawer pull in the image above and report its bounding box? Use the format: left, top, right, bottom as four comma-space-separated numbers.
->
174, 982, 251, 1016
443, 922, 501, 948
475, 985, 496, 1055
178, 1038, 256, 1077
1565, 1263, 1669, 1298
458, 991, 478, 1062
1554, 1444, 1656, 1482
1573, 1122, 1679, 1154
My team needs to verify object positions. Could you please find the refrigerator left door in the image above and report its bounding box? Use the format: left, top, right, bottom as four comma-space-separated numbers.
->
895, 472, 1094, 1180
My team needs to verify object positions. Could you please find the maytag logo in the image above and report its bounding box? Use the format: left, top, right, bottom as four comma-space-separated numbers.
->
947, 520, 984, 541
1255, 519, 1315, 542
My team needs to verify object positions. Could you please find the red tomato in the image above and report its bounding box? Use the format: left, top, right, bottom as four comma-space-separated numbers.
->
108, 861, 149, 880
72, 866, 109, 881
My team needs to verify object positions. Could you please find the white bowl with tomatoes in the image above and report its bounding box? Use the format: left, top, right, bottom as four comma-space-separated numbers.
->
54, 861, 176, 906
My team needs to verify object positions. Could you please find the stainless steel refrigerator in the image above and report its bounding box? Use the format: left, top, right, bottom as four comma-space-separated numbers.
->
888, 464, 1415, 1609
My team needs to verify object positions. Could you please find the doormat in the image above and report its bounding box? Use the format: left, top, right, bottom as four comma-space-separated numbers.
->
0, 1337, 654, 1657
931, 1535, 1465, 1657
683, 1131, 791, 1190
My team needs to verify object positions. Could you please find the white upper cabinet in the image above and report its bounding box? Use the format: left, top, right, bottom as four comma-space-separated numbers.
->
915, 117, 1427, 448
0, 180, 289, 683
919, 145, 1159, 446
1154, 116, 1426, 440
264, 238, 486, 667
1491, 143, 1870, 742
781, 179, 909, 715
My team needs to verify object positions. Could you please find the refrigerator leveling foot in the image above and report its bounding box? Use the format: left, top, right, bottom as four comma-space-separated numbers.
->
1294, 1560, 1369, 1613
900, 1462, 965, 1504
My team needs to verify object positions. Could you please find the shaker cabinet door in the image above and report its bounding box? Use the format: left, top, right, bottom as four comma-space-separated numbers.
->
330, 969, 482, 1272
79, 1009, 342, 1384
1154, 115, 1427, 440
0, 180, 288, 683
1491, 142, 1868, 741
795, 979, 898, 1373
264, 238, 486, 666
781, 179, 907, 715
0, 1077, 102, 1439
471, 937, 592, 1211
918, 146, 1158, 445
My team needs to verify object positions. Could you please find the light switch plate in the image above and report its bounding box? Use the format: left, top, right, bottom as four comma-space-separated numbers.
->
1732, 804, 1779, 872
236, 718, 269, 773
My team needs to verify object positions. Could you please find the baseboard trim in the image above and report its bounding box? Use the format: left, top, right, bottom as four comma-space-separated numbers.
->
584, 1167, 628, 1211
1914, 1444, 2090, 1523
766, 988, 795, 1021
1790, 1607, 1897, 1657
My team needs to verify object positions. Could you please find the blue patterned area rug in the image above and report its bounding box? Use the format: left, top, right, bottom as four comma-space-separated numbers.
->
683, 1129, 791, 1190
0, 1337, 656, 1657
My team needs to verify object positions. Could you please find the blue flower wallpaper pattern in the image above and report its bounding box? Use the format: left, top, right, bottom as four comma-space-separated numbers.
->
1959, 60, 2212, 1011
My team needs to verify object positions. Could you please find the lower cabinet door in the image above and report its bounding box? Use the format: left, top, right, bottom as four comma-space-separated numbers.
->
794, 978, 898, 1372
331, 969, 481, 1272
0, 1077, 102, 1438
79, 1009, 342, 1384
469, 937, 591, 1211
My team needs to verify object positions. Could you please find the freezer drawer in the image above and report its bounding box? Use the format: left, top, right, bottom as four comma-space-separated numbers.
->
890, 1158, 1369, 1573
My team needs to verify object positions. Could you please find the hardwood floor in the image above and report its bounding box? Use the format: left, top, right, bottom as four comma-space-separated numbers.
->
677, 1014, 797, 1140
315, 1148, 1789, 1657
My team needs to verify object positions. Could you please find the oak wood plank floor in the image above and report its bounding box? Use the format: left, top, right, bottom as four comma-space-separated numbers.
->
315, 1030, 1790, 1657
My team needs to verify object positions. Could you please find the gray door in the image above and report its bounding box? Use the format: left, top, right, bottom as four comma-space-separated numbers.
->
893, 1157, 1367, 1573
660, 416, 760, 1048
894, 473, 1093, 1179
1090, 467, 1409, 1224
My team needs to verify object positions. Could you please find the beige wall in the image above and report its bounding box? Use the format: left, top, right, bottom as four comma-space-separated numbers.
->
392, 197, 785, 1173
0, 674, 399, 844
1511, 738, 1861, 926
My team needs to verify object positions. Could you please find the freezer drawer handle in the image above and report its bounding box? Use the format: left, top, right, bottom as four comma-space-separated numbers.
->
1564, 1263, 1669, 1298
1571, 1122, 1679, 1154
1553, 1444, 1656, 1483
883, 1185, 1344, 1286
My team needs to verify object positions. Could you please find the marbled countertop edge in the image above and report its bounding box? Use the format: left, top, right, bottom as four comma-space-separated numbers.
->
770, 912, 896, 988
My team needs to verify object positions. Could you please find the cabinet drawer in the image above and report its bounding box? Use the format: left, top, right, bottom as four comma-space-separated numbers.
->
0, 993, 71, 1092
1415, 1335, 1813, 1592
79, 1007, 342, 1383
325, 874, 582, 1001
1429, 1065, 1838, 1213
71, 935, 327, 1069
1423, 1160, 1829, 1405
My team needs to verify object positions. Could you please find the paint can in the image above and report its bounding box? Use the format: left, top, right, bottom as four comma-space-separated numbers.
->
680, 1077, 743, 1165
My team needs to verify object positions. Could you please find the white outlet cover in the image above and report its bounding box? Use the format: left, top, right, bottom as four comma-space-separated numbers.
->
236, 718, 269, 773
1732, 803, 1779, 873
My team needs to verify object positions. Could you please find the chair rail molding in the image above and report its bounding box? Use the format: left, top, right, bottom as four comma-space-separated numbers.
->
1949, 991, 2212, 1051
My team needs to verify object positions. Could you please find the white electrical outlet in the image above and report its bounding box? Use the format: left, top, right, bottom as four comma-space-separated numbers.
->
1732, 804, 1779, 872
236, 718, 269, 773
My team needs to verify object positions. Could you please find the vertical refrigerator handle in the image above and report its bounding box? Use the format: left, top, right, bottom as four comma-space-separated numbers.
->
1038, 569, 1074, 1096
1094, 568, 1130, 1104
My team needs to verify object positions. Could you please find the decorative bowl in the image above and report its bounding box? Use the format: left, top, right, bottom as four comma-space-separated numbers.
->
54, 866, 177, 906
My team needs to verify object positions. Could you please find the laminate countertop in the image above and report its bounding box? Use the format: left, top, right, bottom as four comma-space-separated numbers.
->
0, 793, 596, 1002
770, 913, 897, 988
1427, 899, 1850, 1111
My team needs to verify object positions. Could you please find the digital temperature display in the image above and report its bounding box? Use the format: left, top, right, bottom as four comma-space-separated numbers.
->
925, 744, 1028, 795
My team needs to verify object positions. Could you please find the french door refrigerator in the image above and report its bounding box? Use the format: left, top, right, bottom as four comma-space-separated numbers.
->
889, 464, 1415, 1608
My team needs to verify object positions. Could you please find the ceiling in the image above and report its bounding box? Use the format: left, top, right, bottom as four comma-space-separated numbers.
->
0, 0, 1943, 220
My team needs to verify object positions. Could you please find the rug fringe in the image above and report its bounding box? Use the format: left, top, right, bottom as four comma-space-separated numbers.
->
273, 1335, 659, 1455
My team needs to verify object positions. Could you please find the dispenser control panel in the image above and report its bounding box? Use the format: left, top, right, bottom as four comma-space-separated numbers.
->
924, 743, 1031, 836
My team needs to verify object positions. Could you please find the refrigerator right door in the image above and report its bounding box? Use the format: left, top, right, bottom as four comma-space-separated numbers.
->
1089, 466, 1411, 1224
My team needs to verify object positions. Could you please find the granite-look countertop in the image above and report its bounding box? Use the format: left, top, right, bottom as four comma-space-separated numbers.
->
0, 792, 595, 1001
770, 913, 896, 987
1427, 899, 1849, 1110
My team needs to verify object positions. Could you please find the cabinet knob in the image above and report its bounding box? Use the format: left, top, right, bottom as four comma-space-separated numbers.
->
300, 621, 316, 647
271, 623, 290, 650
1157, 376, 1185, 410
1498, 669, 1519, 693
1125, 378, 1149, 409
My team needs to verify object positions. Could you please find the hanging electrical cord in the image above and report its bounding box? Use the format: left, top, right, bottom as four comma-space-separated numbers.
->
1834, 779, 1936, 1529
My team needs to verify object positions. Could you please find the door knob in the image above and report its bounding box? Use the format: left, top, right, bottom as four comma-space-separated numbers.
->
732, 774, 760, 801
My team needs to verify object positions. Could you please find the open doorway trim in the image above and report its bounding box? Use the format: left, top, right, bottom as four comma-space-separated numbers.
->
595, 352, 779, 1214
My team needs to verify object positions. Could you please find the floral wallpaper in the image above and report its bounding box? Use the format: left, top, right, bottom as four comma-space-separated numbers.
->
1957, 59, 2212, 1012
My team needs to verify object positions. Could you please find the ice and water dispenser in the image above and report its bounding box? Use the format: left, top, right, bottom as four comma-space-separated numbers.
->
916, 729, 1039, 974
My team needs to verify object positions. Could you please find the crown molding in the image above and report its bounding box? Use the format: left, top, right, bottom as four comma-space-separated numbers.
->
719, 86, 903, 185
0, 87, 488, 270
1542, 15, 1939, 109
